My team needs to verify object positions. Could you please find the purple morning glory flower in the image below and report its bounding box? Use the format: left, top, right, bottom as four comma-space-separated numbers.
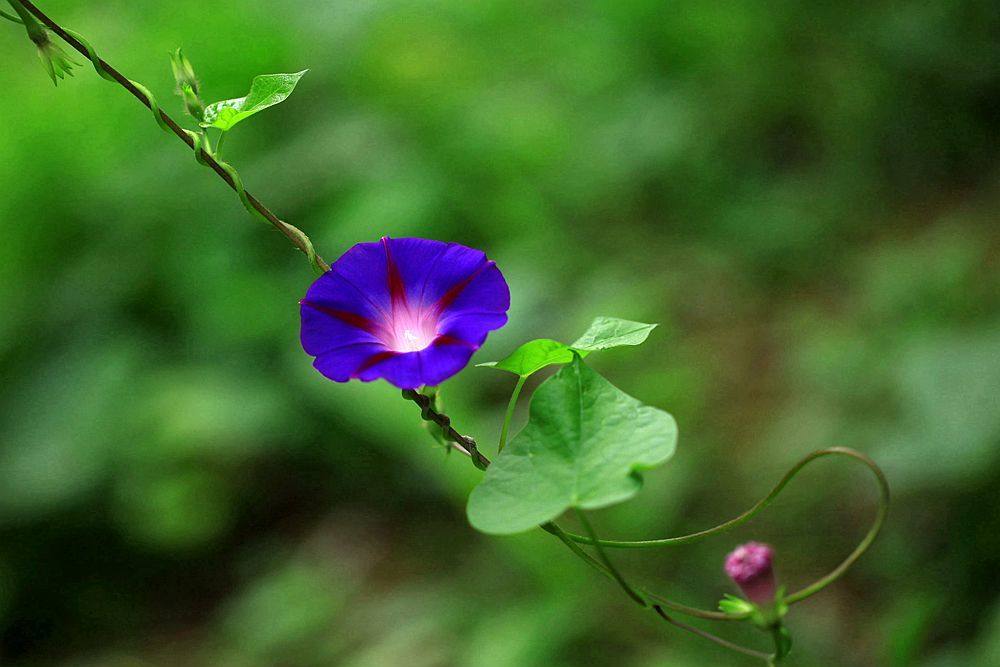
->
300, 237, 510, 389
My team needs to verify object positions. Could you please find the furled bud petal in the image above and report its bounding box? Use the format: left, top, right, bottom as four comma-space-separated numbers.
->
725, 542, 776, 606
170, 48, 199, 95
170, 49, 204, 120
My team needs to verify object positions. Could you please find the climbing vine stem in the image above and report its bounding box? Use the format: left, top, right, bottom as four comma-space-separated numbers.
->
560, 447, 889, 607
405, 388, 887, 657
9, 0, 329, 275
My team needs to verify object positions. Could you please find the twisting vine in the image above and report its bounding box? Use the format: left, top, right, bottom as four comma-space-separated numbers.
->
4, 2, 890, 662
409, 390, 889, 660
402, 389, 491, 470
562, 446, 890, 605
7, 0, 328, 275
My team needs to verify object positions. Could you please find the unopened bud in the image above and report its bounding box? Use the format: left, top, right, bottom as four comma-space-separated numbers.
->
179, 82, 205, 121
170, 49, 204, 120
170, 49, 199, 94
725, 542, 776, 606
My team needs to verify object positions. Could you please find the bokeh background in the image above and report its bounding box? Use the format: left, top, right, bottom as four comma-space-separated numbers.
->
1, 1, 999, 665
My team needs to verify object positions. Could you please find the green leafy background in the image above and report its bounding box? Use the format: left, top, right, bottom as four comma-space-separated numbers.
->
1, 1, 998, 665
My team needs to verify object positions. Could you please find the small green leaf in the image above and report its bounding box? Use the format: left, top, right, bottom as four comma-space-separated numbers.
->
200, 70, 307, 131
571, 316, 658, 351
479, 316, 656, 378
467, 356, 677, 535
718, 594, 754, 616
476, 339, 581, 377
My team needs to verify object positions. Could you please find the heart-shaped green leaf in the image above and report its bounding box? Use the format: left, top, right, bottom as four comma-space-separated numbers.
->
467, 356, 677, 535
571, 316, 657, 351
476, 339, 580, 377
200, 71, 307, 131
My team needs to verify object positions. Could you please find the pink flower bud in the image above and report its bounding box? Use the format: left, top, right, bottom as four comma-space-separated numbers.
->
725, 542, 776, 606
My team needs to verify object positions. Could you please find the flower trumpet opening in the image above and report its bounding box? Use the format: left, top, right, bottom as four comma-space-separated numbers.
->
383, 307, 438, 353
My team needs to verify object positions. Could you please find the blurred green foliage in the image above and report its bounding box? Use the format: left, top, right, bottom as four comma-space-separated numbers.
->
1, 0, 998, 665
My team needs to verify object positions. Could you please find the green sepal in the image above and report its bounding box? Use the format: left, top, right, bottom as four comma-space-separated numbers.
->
745, 586, 790, 629
718, 594, 754, 616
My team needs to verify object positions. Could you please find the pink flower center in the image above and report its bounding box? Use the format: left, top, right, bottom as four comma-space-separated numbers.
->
382, 307, 438, 353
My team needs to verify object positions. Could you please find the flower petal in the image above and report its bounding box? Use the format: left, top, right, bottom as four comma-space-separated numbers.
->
313, 342, 394, 383
438, 311, 509, 347
300, 270, 386, 356
417, 340, 483, 386
418, 243, 496, 311
325, 240, 392, 315
354, 350, 423, 388
353, 339, 481, 389
435, 261, 510, 320
381, 237, 450, 306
